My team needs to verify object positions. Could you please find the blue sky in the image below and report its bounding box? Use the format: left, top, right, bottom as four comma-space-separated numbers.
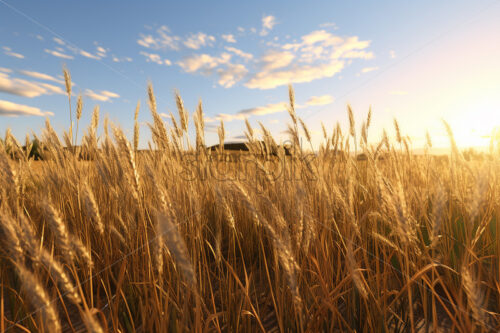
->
1, 0, 500, 148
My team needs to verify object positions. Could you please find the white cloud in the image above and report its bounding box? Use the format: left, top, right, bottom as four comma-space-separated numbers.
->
360, 66, 379, 73
206, 106, 288, 123
224, 46, 253, 61
238, 101, 288, 117
96, 46, 107, 58
0, 72, 64, 98
100, 90, 120, 98
84, 89, 120, 102
0, 67, 12, 73
245, 60, 344, 90
53, 37, 65, 45
260, 50, 295, 71
183, 32, 216, 49
35, 35, 44, 41
246, 31, 372, 89
0, 99, 53, 117
137, 25, 181, 50
260, 15, 277, 36
38, 82, 65, 95
18, 70, 64, 84
207, 113, 246, 123
140, 51, 171, 65
221, 34, 236, 43
177, 53, 247, 88
217, 64, 248, 88
319, 22, 338, 30
237, 27, 245, 33
390, 50, 396, 58
177, 53, 231, 73
79, 49, 101, 60
306, 94, 334, 106
45, 49, 74, 59
3, 46, 24, 59
112, 56, 133, 63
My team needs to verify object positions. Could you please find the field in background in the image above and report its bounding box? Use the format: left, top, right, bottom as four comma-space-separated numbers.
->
0, 82, 499, 332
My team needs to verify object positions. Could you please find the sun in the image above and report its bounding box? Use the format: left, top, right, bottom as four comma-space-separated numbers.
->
449, 99, 500, 148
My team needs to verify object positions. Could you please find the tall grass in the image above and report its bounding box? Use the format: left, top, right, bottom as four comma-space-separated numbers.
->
0, 71, 499, 332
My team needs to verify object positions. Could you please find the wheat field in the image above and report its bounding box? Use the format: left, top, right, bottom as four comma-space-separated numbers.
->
0, 72, 499, 332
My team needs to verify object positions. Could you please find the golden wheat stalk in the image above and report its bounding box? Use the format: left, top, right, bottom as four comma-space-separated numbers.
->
82, 184, 105, 235
63, 66, 73, 146
156, 212, 197, 287
16, 264, 62, 333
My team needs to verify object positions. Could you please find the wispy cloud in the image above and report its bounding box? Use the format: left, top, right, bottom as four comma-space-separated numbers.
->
96, 46, 107, 58
45, 49, 74, 59
224, 47, 253, 61
79, 49, 101, 60
177, 53, 232, 73
221, 34, 236, 43
38, 83, 65, 95
360, 66, 379, 73
306, 94, 334, 106
53, 37, 65, 46
390, 50, 396, 58
246, 30, 372, 89
84, 89, 120, 102
246, 61, 344, 90
207, 92, 335, 123
137, 25, 181, 50
0, 67, 12, 73
260, 50, 295, 71
0, 72, 64, 98
238, 101, 288, 117
137, 26, 219, 52
183, 32, 216, 49
205, 113, 246, 123
319, 22, 338, 30
112, 56, 133, 63
260, 15, 277, 36
217, 64, 248, 88
18, 70, 64, 84
3, 46, 24, 59
177, 53, 248, 88
0, 99, 54, 117
140, 51, 171, 65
